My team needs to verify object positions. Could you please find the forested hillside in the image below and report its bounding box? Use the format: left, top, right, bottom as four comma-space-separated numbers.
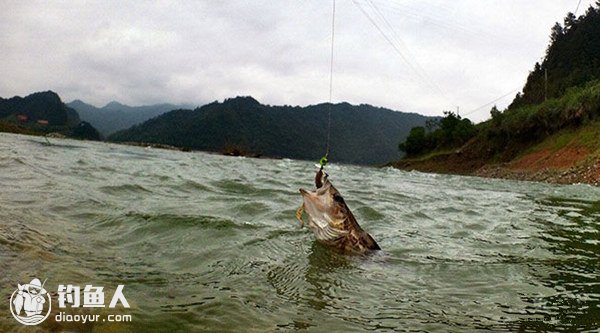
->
0, 91, 100, 140
109, 97, 433, 165
393, 3, 600, 185
510, 3, 600, 108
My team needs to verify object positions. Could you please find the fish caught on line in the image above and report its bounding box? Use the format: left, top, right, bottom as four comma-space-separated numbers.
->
296, 168, 380, 254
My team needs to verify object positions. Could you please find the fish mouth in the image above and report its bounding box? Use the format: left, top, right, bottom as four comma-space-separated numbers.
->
299, 188, 328, 214
316, 181, 331, 195
299, 180, 332, 198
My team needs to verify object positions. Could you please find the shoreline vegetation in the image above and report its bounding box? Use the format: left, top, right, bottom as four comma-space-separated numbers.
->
392, 5, 600, 187
389, 84, 600, 187
389, 145, 600, 187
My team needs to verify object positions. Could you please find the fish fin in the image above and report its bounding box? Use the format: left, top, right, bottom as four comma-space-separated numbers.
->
295, 204, 305, 227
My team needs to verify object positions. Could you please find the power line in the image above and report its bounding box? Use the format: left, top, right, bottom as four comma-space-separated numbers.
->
364, 0, 448, 100
350, 0, 449, 104
372, 0, 499, 45
462, 88, 520, 117
349, 0, 525, 120
575, 0, 583, 15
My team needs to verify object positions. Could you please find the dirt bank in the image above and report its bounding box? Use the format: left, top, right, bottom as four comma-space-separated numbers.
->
390, 121, 600, 187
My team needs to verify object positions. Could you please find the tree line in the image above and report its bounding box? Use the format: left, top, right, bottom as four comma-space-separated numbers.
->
399, 2, 600, 158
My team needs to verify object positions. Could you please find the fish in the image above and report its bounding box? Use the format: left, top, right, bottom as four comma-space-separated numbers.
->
13, 284, 24, 315
296, 169, 380, 254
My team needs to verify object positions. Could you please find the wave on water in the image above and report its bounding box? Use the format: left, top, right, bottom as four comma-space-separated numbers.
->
99, 183, 154, 195
0, 133, 599, 332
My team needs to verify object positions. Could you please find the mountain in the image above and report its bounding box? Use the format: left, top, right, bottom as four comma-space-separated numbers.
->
0, 91, 80, 126
109, 96, 433, 165
392, 3, 600, 186
67, 100, 194, 136
0, 91, 100, 140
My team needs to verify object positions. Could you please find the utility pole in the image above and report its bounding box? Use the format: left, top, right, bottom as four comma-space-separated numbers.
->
456, 106, 460, 118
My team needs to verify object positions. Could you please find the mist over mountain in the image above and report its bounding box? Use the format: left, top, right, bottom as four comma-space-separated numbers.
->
68, 100, 194, 136
109, 96, 434, 165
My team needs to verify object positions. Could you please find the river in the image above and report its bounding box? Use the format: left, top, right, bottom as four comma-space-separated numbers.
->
0, 133, 598, 332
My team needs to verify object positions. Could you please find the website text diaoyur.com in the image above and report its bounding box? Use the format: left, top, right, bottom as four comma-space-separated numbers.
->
55, 312, 132, 323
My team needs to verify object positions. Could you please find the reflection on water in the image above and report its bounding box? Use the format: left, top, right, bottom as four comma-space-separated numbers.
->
0, 133, 599, 332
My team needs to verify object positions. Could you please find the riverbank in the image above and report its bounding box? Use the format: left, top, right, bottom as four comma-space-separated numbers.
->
390, 119, 600, 187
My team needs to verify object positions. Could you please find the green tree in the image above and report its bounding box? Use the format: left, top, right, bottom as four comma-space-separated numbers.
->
490, 105, 503, 126
549, 22, 564, 43
509, 1, 600, 107
564, 12, 577, 31
399, 111, 476, 157
399, 126, 428, 156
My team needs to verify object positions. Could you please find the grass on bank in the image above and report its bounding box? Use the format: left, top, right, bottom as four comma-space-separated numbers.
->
400, 80, 600, 162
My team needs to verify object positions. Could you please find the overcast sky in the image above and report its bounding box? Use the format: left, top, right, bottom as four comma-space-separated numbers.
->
1, 0, 595, 122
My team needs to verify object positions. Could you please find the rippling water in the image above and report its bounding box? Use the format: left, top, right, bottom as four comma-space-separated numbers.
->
0, 132, 599, 332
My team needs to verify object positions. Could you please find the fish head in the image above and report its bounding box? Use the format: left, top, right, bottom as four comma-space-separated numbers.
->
299, 179, 349, 229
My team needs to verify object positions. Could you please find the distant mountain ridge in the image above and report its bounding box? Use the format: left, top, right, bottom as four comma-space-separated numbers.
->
68, 100, 194, 136
109, 96, 434, 165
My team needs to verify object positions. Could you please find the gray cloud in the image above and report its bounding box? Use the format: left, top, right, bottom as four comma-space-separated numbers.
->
0, 0, 595, 122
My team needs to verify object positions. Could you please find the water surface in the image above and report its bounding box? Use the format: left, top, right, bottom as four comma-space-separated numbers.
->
0, 133, 598, 332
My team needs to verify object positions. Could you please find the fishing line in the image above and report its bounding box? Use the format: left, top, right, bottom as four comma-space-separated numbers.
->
320, 0, 335, 168
326, 0, 335, 158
